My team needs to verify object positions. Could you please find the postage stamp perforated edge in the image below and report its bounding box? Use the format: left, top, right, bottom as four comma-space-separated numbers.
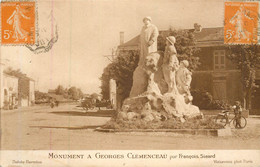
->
0, 0, 38, 46
224, 0, 259, 45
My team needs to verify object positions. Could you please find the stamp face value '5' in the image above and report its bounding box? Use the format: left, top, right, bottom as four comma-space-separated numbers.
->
1, 1, 35, 45
224, 2, 258, 44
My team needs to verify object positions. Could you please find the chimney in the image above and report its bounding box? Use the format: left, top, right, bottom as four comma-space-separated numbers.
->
120, 32, 124, 45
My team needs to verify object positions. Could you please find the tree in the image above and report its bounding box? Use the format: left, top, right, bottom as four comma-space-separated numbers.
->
100, 64, 113, 100
63, 88, 69, 99
90, 93, 100, 100
100, 50, 139, 104
109, 50, 139, 102
77, 88, 84, 99
68, 87, 79, 100
35, 91, 48, 100
55, 85, 65, 95
67, 87, 84, 100
227, 45, 260, 110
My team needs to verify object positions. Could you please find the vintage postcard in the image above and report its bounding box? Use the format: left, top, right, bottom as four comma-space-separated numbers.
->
0, 0, 260, 167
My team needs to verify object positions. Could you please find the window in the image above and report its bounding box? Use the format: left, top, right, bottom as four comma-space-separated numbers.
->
213, 50, 225, 70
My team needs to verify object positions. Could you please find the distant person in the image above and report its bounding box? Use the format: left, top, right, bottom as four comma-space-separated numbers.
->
55, 100, 59, 107
233, 101, 243, 128
50, 98, 55, 108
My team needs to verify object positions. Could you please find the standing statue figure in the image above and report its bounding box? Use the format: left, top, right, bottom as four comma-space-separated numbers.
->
162, 36, 179, 94
138, 16, 159, 66
176, 60, 193, 103
129, 17, 159, 97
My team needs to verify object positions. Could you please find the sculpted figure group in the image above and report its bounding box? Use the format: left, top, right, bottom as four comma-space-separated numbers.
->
162, 35, 193, 103
124, 16, 201, 120
133, 16, 193, 102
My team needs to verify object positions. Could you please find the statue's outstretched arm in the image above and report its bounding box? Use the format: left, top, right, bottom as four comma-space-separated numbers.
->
20, 10, 30, 19
244, 10, 254, 20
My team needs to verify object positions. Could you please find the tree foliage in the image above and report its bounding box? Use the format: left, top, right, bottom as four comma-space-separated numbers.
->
227, 45, 260, 109
100, 64, 113, 100
90, 93, 100, 100
35, 91, 48, 100
109, 50, 139, 101
55, 85, 65, 95
53, 85, 84, 100
77, 88, 84, 99
68, 86, 83, 100
100, 50, 139, 104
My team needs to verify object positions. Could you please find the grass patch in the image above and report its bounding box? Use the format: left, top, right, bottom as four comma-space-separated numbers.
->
102, 116, 224, 130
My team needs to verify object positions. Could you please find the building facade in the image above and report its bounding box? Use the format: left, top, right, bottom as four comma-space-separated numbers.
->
19, 77, 35, 107
0, 59, 19, 109
1, 73, 19, 109
0, 59, 36, 109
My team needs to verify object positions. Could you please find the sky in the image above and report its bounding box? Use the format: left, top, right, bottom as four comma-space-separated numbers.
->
0, 0, 224, 94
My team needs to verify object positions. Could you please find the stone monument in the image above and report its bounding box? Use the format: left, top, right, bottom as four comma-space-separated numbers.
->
118, 17, 202, 122
129, 16, 159, 97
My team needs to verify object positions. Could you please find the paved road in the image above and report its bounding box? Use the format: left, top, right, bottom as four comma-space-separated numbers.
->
1, 104, 260, 150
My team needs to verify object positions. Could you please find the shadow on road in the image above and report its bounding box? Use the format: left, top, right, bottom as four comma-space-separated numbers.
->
250, 116, 260, 119
30, 125, 101, 130
50, 110, 116, 117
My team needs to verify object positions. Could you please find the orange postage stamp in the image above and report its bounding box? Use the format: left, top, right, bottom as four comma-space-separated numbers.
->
1, 1, 36, 45
224, 1, 258, 44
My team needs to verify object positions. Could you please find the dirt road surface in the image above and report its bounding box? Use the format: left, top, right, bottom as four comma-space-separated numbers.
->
1, 104, 260, 150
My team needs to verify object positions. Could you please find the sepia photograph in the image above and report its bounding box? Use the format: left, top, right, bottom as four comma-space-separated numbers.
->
0, 0, 260, 166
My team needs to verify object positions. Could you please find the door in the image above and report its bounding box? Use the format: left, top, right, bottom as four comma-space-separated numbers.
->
213, 80, 227, 100
251, 80, 260, 114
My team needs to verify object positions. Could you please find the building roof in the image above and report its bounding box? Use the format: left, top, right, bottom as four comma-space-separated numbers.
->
3, 73, 19, 79
193, 27, 224, 42
3, 70, 35, 81
28, 77, 35, 81
119, 35, 140, 47
48, 89, 56, 94
47, 94, 65, 101
119, 27, 224, 48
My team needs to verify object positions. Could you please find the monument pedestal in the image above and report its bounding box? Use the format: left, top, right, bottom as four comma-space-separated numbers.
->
118, 52, 202, 123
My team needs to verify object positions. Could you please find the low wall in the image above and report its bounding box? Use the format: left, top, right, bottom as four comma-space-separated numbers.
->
249, 109, 260, 115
